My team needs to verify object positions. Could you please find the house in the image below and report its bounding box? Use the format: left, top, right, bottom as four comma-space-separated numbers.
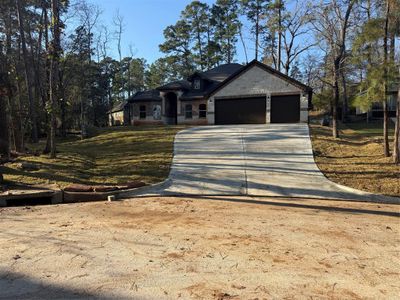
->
355, 84, 399, 119
127, 59, 313, 125
107, 100, 130, 126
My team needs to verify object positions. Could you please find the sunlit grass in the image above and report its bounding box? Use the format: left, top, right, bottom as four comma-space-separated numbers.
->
1, 125, 186, 188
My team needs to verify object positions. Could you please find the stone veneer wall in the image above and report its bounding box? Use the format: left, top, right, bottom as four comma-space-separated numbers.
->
131, 102, 163, 125
177, 99, 208, 125
207, 65, 309, 124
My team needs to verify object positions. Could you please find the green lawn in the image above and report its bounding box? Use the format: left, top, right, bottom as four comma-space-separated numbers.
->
310, 120, 399, 197
1, 126, 186, 188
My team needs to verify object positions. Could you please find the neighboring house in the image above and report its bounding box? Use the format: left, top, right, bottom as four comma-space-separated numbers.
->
128, 60, 312, 125
356, 84, 399, 119
108, 101, 129, 126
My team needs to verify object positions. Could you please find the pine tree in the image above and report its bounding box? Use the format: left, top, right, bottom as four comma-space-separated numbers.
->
241, 0, 270, 61
211, 0, 240, 64
159, 20, 194, 79
181, 1, 210, 70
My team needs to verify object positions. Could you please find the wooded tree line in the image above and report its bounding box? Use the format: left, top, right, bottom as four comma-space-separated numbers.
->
0, 0, 399, 163
0, 0, 150, 159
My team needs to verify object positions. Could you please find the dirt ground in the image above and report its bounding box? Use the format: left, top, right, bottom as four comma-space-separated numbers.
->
0, 196, 399, 299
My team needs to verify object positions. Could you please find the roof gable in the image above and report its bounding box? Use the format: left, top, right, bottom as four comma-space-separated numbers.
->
108, 100, 127, 113
208, 60, 312, 98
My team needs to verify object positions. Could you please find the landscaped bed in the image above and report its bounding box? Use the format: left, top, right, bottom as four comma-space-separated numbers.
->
310, 121, 399, 197
0, 126, 185, 189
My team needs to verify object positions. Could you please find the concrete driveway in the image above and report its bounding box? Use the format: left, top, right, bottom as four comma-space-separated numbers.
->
133, 124, 397, 202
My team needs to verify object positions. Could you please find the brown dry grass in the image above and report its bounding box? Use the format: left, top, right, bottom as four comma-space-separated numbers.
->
310, 121, 399, 197
0, 125, 185, 188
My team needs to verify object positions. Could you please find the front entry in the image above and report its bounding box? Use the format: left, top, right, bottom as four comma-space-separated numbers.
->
215, 97, 266, 125
165, 92, 178, 125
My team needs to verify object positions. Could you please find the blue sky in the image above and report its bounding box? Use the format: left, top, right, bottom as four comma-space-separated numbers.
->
93, 0, 222, 63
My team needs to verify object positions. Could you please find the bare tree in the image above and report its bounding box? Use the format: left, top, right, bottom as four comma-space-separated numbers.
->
281, 1, 315, 75
113, 9, 125, 99
311, 0, 356, 138
99, 25, 111, 60
113, 9, 125, 63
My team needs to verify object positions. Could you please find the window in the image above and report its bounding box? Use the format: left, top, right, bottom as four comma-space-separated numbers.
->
139, 105, 146, 119
199, 104, 207, 118
193, 79, 201, 90
185, 104, 193, 119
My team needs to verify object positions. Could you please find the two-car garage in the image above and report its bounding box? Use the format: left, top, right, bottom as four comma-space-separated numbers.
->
209, 60, 311, 125
214, 94, 300, 125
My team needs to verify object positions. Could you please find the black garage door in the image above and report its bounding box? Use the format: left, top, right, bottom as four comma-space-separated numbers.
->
271, 94, 300, 123
215, 97, 266, 125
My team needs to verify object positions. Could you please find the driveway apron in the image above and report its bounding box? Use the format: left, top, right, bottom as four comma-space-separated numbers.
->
131, 124, 398, 202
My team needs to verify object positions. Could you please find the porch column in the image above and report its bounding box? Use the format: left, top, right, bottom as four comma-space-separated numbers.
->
300, 92, 309, 123
266, 93, 271, 123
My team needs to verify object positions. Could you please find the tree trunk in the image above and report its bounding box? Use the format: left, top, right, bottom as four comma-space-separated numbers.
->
0, 47, 9, 160
49, 0, 61, 158
196, 26, 204, 69
332, 60, 340, 138
239, 26, 248, 64
16, 0, 38, 143
277, 0, 282, 72
393, 84, 400, 164
255, 11, 259, 61
59, 74, 67, 137
383, 101, 390, 157
15, 80, 25, 152
341, 70, 348, 122
227, 36, 232, 64
0, 93, 9, 160
383, 0, 390, 157
330, 0, 354, 138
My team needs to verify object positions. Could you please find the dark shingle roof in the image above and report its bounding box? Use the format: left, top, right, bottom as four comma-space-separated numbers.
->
129, 89, 161, 102
181, 64, 244, 100
201, 63, 243, 82
157, 80, 191, 91
180, 82, 220, 100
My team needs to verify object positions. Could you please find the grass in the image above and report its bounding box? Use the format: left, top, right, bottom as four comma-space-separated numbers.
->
1, 125, 186, 188
2, 121, 398, 197
310, 120, 399, 197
